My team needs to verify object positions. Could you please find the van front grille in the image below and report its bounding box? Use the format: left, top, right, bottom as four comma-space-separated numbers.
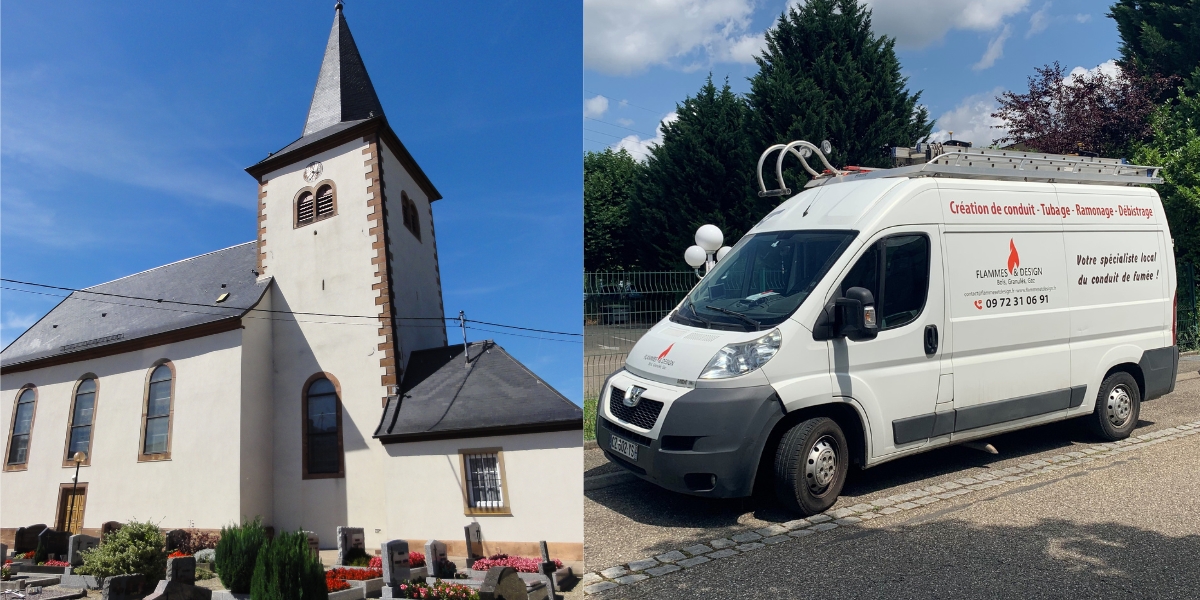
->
599, 417, 653, 447
608, 387, 664, 430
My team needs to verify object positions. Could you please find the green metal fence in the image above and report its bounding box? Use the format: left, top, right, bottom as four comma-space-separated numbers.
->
584, 271, 697, 398
1178, 262, 1198, 352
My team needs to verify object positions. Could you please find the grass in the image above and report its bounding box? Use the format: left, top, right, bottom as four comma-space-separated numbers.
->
584, 397, 598, 441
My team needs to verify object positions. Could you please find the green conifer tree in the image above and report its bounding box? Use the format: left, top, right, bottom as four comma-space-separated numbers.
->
584, 148, 642, 271
1109, 0, 1200, 90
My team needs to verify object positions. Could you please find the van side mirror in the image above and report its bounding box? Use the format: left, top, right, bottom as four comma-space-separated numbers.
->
835, 287, 878, 341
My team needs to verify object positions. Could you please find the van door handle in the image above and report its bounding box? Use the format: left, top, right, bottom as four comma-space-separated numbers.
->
924, 325, 939, 355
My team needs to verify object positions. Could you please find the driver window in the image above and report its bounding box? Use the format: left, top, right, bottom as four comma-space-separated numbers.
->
839, 234, 929, 330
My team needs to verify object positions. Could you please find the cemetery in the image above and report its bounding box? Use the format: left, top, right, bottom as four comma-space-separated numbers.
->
1, 518, 577, 599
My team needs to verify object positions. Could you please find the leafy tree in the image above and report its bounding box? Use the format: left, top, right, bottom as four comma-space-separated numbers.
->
584, 148, 642, 271
1133, 88, 1200, 266
992, 62, 1160, 158
748, 0, 932, 190
1109, 0, 1200, 90
634, 76, 764, 270
75, 520, 167, 582
250, 530, 328, 600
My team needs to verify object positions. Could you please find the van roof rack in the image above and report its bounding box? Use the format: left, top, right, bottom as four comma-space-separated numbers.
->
756, 141, 1164, 196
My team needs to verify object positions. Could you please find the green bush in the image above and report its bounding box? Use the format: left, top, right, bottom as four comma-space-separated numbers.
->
342, 547, 370, 567
75, 520, 167, 581
215, 517, 267, 594
249, 530, 328, 600
33, 537, 48, 565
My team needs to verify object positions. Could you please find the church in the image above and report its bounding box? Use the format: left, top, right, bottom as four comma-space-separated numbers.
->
0, 4, 583, 567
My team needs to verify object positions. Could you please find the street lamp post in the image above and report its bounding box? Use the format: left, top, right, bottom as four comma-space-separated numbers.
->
68, 451, 86, 534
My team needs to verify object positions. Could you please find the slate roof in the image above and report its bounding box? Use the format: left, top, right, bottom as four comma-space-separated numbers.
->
303, 3, 384, 137
375, 341, 583, 442
1, 242, 269, 367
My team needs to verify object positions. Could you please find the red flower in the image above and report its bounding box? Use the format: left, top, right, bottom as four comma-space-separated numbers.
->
168, 551, 190, 559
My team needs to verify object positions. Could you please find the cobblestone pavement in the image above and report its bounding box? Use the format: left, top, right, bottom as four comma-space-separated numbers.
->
584, 365, 1200, 597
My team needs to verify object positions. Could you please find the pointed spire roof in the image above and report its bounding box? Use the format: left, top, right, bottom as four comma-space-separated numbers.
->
303, 2, 385, 136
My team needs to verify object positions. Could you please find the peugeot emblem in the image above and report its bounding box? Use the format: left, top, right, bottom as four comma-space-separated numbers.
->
623, 386, 646, 408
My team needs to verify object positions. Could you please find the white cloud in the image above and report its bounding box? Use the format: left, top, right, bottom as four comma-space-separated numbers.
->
2, 312, 40, 332
972, 24, 1012, 70
1067, 59, 1120, 81
1027, 2, 1050, 38
862, 0, 1030, 48
613, 112, 679, 160
584, 95, 610, 118
583, 0, 757, 75
617, 118, 635, 127
723, 32, 766, 64
927, 87, 1007, 148
1075, 13, 1091, 23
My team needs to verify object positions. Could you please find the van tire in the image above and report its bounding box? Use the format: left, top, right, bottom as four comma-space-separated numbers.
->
1088, 372, 1141, 441
774, 417, 849, 515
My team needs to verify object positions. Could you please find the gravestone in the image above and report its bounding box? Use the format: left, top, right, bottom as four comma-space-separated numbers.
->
101, 521, 123, 538
303, 531, 320, 559
0, 543, 7, 560
68, 534, 100, 566
167, 555, 196, 585
479, 567, 528, 600
13, 524, 47, 553
424, 539, 455, 579
464, 523, 483, 568
145, 579, 213, 600
102, 573, 146, 600
164, 529, 188, 552
38, 527, 70, 558
335, 526, 365, 566
381, 540, 410, 586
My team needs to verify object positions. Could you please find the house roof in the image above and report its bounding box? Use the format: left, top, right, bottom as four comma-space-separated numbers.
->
374, 341, 583, 442
1, 242, 269, 369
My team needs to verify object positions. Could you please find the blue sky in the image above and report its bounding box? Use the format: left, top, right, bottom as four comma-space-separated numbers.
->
1, 1, 584, 402
585, 0, 1123, 159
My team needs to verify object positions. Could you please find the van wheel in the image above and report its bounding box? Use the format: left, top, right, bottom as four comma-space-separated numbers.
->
1087, 372, 1141, 441
774, 417, 848, 515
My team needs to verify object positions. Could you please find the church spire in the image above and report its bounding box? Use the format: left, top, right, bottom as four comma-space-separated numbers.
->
302, 2, 385, 136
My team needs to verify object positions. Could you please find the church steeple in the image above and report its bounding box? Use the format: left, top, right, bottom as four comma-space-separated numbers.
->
302, 2, 385, 136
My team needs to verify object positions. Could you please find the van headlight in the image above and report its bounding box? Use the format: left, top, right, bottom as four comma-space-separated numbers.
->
699, 329, 782, 379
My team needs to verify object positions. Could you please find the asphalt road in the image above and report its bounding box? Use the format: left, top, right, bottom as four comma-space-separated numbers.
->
585, 359, 1200, 598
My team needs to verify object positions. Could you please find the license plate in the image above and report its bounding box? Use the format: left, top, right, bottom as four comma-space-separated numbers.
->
609, 434, 639, 462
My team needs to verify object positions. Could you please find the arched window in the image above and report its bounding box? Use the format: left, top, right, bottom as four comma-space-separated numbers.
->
64, 377, 97, 465
401, 191, 421, 241
315, 184, 335, 219
297, 191, 315, 226
303, 376, 343, 478
140, 363, 174, 460
5, 386, 37, 469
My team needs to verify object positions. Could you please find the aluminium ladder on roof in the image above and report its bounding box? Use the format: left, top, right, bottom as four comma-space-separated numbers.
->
755, 141, 1165, 196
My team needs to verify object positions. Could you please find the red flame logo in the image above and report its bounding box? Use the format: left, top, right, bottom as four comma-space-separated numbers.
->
1007, 239, 1020, 274
658, 344, 675, 360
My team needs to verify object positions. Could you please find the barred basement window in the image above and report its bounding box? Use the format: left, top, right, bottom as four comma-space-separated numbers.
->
297, 191, 315, 225
460, 449, 509, 515
139, 362, 174, 461
303, 375, 344, 479
401, 192, 421, 241
5, 386, 37, 469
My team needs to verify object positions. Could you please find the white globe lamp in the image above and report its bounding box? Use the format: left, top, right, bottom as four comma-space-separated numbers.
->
684, 245, 707, 269
716, 246, 732, 262
695, 224, 724, 252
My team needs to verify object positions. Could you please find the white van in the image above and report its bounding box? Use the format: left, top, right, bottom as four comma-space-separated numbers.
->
595, 144, 1179, 515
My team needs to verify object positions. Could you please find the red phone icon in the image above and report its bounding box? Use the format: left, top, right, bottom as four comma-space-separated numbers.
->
974, 300, 983, 310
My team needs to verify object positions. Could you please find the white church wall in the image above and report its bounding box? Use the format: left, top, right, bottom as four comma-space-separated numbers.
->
239, 289, 275, 523
379, 141, 447, 370
0, 330, 245, 532
260, 139, 391, 549
379, 430, 584, 561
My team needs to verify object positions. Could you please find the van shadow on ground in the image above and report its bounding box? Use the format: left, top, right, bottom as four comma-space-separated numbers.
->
614, 518, 1200, 599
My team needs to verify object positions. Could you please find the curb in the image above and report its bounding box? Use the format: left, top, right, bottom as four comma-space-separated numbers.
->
582, 420, 1200, 595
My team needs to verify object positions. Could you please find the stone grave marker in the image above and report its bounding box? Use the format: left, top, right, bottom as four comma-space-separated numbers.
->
425, 539, 456, 579
38, 527, 70, 558
164, 529, 188, 552
0, 543, 7, 560
167, 555, 197, 585
303, 531, 320, 559
102, 573, 145, 600
13, 524, 47, 553
464, 523, 483, 568
68, 534, 100, 566
335, 526, 365, 565
377, 539, 410, 598
100, 521, 123, 538
479, 566, 528, 600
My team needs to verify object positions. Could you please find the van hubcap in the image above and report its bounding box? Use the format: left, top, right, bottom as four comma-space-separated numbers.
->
806, 436, 838, 493
1107, 385, 1133, 427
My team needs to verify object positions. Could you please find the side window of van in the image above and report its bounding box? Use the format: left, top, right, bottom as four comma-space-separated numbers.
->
840, 234, 930, 330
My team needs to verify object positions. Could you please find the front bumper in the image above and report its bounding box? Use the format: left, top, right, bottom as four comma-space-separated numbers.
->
595, 373, 785, 498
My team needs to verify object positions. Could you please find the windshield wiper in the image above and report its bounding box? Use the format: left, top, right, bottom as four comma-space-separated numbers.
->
686, 299, 712, 328
705, 305, 761, 331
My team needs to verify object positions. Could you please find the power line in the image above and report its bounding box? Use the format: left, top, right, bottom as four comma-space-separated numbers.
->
466, 319, 580, 337
584, 117, 658, 138
584, 90, 667, 116
467, 325, 581, 343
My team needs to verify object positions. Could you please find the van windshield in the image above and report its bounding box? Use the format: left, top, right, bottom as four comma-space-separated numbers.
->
676, 230, 856, 330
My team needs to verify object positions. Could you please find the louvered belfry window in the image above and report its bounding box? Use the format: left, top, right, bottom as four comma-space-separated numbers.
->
315, 185, 335, 218
297, 192, 315, 225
